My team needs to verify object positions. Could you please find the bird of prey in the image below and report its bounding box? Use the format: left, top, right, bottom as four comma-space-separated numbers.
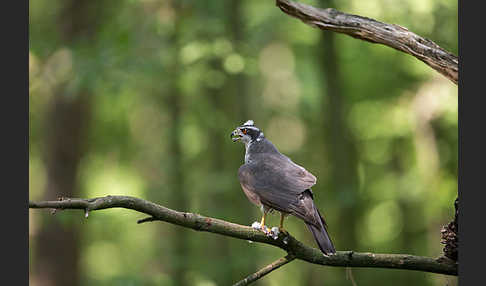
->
231, 120, 336, 255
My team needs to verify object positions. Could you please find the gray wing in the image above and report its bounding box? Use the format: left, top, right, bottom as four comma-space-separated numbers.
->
238, 153, 320, 226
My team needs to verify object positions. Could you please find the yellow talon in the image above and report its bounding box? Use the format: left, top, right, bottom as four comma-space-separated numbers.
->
260, 213, 266, 230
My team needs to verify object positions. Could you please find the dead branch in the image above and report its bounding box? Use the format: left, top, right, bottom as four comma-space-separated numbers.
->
275, 0, 458, 84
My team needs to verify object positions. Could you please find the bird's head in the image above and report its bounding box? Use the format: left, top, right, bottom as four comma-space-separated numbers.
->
230, 120, 264, 145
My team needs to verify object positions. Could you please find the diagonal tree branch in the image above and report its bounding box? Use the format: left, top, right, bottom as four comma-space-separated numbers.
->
29, 195, 458, 277
275, 0, 458, 84
233, 254, 296, 286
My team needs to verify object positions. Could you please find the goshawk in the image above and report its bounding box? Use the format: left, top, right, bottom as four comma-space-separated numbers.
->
231, 120, 336, 255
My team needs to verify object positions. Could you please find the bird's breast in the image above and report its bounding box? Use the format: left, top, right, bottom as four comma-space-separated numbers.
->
240, 183, 261, 207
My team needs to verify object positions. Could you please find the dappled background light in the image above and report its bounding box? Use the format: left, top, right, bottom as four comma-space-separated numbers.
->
29, 0, 457, 285
265, 116, 306, 153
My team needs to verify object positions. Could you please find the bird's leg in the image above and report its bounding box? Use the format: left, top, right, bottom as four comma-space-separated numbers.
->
279, 213, 289, 235
257, 206, 270, 234
259, 211, 269, 233
260, 213, 266, 228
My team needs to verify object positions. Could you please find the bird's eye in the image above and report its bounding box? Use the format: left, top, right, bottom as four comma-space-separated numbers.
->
242, 128, 247, 135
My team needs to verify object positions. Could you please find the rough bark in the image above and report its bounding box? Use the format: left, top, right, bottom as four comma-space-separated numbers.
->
30, 196, 458, 276
441, 197, 458, 261
275, 0, 458, 84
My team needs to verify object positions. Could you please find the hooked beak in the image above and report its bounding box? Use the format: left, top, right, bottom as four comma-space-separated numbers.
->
230, 129, 241, 142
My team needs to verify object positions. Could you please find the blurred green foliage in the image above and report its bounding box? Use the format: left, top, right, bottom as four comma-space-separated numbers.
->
29, 0, 457, 285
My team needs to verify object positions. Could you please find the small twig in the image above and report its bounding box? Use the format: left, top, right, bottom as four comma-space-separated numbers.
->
346, 267, 358, 286
137, 217, 158, 224
275, 0, 458, 84
233, 254, 296, 286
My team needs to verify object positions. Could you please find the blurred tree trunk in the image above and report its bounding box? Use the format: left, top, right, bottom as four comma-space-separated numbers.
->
203, 2, 256, 284
318, 0, 360, 246
35, 94, 91, 286
33, 1, 106, 285
167, 3, 188, 285
168, 83, 188, 286
307, 0, 361, 284
207, 87, 234, 284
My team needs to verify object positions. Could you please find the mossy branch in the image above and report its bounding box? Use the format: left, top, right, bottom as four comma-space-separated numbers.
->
30, 195, 458, 282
